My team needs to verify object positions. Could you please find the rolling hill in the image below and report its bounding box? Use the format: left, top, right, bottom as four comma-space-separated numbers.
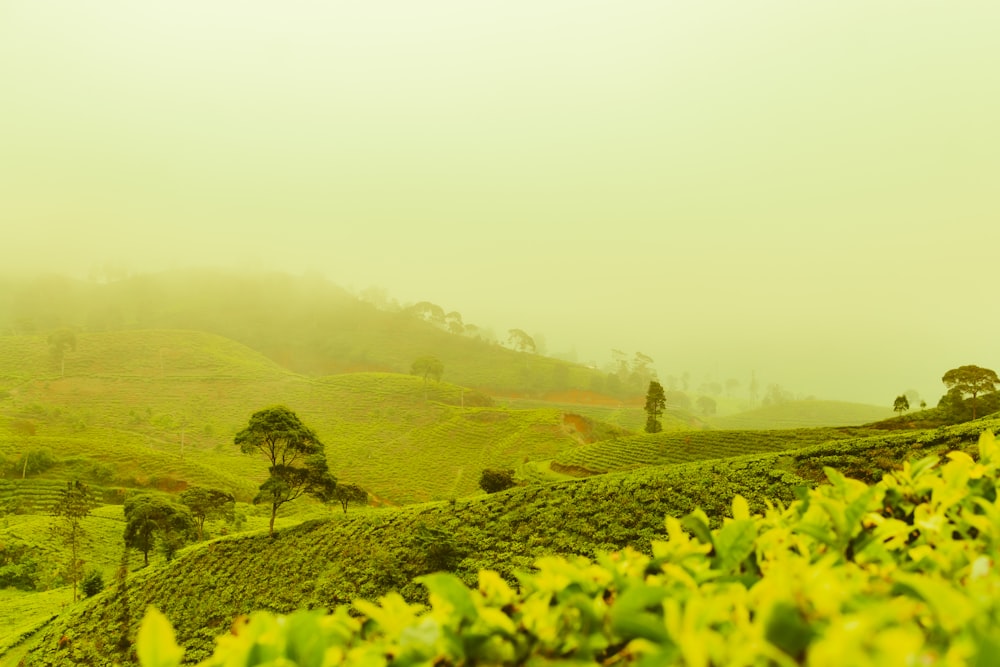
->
11, 414, 998, 665
0, 330, 616, 506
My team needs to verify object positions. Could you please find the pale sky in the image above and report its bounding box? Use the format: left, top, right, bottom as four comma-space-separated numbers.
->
2, 1, 998, 405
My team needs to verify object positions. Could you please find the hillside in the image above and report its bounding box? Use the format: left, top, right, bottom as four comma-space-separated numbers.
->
0, 331, 613, 505
707, 399, 895, 429
14, 415, 999, 665
549, 425, 878, 475
0, 271, 625, 399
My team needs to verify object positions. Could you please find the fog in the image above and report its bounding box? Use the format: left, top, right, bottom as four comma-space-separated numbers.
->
3, 1, 998, 405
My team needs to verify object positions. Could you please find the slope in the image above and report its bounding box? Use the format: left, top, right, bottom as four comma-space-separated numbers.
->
0, 331, 605, 505
15, 416, 999, 665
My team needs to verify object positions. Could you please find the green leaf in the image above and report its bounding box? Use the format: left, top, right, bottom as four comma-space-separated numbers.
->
136, 607, 184, 667
712, 519, 756, 573
732, 494, 750, 521
979, 430, 998, 464
681, 510, 714, 547
765, 601, 815, 659
609, 584, 670, 644
418, 572, 478, 623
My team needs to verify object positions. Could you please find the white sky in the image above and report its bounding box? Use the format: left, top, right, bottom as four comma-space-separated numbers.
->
2, 1, 998, 404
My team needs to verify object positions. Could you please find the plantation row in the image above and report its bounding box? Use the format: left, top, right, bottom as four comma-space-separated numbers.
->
551, 426, 875, 474
18, 415, 1000, 665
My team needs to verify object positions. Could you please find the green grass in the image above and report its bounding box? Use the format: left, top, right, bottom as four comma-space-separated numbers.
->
550, 426, 879, 475
707, 399, 895, 429
14, 415, 999, 665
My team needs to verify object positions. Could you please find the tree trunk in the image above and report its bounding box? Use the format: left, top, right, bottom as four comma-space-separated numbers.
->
269, 505, 277, 537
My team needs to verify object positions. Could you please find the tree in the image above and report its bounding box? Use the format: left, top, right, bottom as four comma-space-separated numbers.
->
696, 396, 717, 416
332, 483, 368, 514
234, 406, 337, 537
941, 365, 999, 420
179, 487, 235, 540
123, 494, 194, 566
506, 329, 536, 354
50, 480, 97, 601
479, 468, 516, 494
48, 328, 77, 377
644, 381, 666, 433
893, 394, 910, 417
411, 356, 444, 383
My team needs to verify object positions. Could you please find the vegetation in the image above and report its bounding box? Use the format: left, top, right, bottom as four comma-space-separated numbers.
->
234, 406, 337, 537
893, 393, 909, 416
123, 494, 195, 566
330, 483, 368, 514
49, 481, 97, 601
941, 364, 998, 420
478, 468, 516, 494
138, 429, 1000, 666
410, 356, 444, 384
179, 488, 235, 541
15, 416, 999, 665
643, 380, 665, 433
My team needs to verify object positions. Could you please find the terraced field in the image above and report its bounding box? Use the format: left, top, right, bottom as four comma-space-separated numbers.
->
550, 426, 878, 475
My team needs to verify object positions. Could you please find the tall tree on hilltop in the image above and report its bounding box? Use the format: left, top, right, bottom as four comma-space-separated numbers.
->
644, 380, 666, 433
506, 329, 536, 354
179, 487, 235, 540
235, 406, 336, 537
941, 365, 999, 420
123, 494, 194, 566
893, 394, 910, 417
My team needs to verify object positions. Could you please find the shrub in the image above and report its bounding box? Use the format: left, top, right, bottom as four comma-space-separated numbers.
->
81, 569, 105, 597
478, 468, 516, 494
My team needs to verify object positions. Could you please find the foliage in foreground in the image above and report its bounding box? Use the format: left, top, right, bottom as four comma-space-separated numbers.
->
138, 430, 1000, 666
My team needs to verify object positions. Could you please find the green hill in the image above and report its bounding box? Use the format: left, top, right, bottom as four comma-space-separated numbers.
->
0, 331, 613, 505
12, 415, 998, 665
0, 270, 627, 399
708, 399, 895, 429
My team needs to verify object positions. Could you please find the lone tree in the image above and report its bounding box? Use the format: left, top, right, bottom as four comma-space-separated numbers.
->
411, 356, 444, 383
179, 487, 235, 540
893, 394, 910, 417
50, 480, 97, 601
123, 494, 194, 566
235, 406, 336, 537
331, 483, 368, 514
644, 380, 666, 433
506, 329, 536, 354
942, 365, 999, 420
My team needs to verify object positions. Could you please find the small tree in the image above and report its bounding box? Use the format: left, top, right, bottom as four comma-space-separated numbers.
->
696, 395, 717, 416
235, 406, 337, 537
48, 328, 77, 377
411, 355, 444, 387
506, 329, 536, 354
50, 480, 97, 602
332, 483, 368, 514
942, 365, 999, 420
179, 487, 235, 540
893, 394, 910, 417
479, 468, 516, 494
123, 494, 194, 566
80, 569, 104, 597
644, 381, 666, 433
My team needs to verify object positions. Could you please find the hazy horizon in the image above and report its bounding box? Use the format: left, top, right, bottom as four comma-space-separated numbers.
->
3, 1, 998, 406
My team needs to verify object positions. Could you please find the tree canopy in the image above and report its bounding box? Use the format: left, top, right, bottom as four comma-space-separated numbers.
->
123, 495, 195, 566
893, 394, 910, 417
942, 365, 999, 420
411, 356, 444, 383
331, 483, 368, 514
179, 487, 235, 540
234, 406, 336, 536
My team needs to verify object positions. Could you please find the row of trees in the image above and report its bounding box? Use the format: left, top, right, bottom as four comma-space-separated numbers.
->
893, 365, 999, 421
